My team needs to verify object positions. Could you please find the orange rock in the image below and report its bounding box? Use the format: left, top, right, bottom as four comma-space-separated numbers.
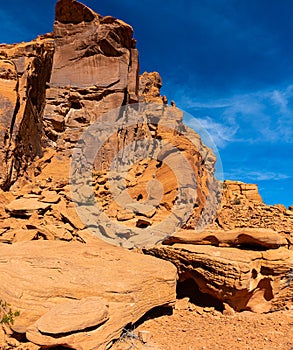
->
164, 228, 288, 249
0, 239, 177, 349
146, 244, 293, 313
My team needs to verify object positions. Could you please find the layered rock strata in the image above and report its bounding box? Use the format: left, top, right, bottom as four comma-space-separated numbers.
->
0, 3, 291, 350
0, 239, 177, 349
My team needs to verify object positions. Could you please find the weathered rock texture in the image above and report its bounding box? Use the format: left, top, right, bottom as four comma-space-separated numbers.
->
146, 181, 293, 314
213, 180, 293, 245
85, 103, 219, 246
44, 0, 139, 149
0, 0, 220, 247
0, 1, 292, 349
145, 182, 293, 313
139, 71, 167, 104
0, 36, 54, 189
146, 238, 293, 313
164, 228, 289, 250
0, 239, 177, 349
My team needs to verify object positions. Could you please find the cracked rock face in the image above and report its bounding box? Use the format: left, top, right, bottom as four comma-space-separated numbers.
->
0, 37, 54, 189
44, 0, 139, 150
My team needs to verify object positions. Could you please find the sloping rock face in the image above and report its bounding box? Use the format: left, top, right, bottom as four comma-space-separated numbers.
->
0, 239, 177, 349
0, 0, 220, 247
84, 103, 219, 246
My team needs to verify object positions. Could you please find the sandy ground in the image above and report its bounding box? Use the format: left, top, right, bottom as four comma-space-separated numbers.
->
112, 301, 293, 350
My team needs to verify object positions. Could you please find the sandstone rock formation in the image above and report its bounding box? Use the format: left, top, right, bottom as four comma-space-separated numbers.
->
0, 0, 220, 248
0, 239, 177, 349
222, 180, 263, 203
0, 36, 54, 189
44, 0, 139, 147
164, 228, 289, 249
213, 180, 293, 245
146, 239, 293, 313
148, 182, 293, 314
139, 71, 167, 104
0, 0, 292, 349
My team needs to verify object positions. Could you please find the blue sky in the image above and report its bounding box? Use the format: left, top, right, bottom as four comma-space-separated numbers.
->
1, 0, 292, 207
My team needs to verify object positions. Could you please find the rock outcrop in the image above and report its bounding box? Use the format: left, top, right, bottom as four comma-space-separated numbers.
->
213, 180, 293, 245
0, 239, 177, 349
0, 1, 292, 349
0, 0, 220, 247
0, 36, 54, 189
163, 228, 289, 249
44, 0, 139, 148
146, 234, 293, 313
145, 181, 293, 314
139, 71, 167, 104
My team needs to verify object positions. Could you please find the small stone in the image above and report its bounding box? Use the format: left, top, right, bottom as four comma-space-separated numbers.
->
7, 337, 20, 347
40, 190, 60, 204
121, 240, 134, 249
138, 330, 152, 343
12, 229, 38, 243
223, 303, 235, 316
175, 297, 190, 311
0, 326, 6, 346
203, 307, 214, 313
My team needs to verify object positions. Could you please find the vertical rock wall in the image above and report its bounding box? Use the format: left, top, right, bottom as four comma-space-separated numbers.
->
0, 38, 54, 189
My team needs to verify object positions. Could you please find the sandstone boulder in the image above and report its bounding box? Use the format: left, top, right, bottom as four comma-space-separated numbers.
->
0, 239, 177, 349
146, 243, 293, 313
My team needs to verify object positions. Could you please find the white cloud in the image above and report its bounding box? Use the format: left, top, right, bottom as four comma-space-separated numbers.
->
176, 85, 293, 145
225, 169, 290, 182
185, 116, 238, 148
271, 90, 288, 113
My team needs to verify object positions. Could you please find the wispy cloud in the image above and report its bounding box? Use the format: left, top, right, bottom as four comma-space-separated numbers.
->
224, 169, 290, 182
185, 116, 238, 149
178, 85, 293, 146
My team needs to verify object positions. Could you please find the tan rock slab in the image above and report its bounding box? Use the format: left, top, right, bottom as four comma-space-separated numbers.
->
35, 297, 109, 334
0, 240, 177, 349
5, 199, 50, 217
164, 228, 288, 249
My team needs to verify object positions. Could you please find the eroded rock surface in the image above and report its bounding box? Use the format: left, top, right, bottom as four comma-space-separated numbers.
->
0, 0, 220, 247
0, 36, 54, 189
146, 241, 293, 313
213, 180, 293, 244
0, 239, 177, 349
0, 3, 292, 350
